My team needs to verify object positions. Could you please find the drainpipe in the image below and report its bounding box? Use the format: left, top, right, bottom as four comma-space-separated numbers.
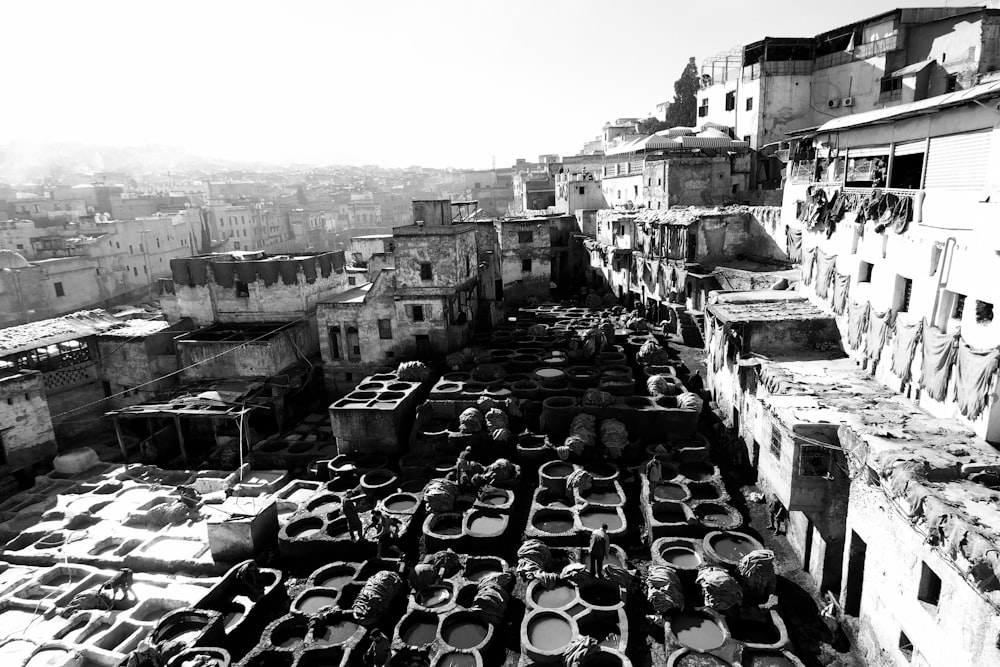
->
929, 237, 957, 326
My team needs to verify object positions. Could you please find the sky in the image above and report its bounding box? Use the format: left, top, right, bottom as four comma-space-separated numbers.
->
1, 0, 987, 170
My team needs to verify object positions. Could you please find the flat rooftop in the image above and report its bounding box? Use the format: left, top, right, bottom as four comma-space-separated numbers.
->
707, 293, 829, 324
323, 282, 372, 304
176, 322, 298, 343
0, 309, 123, 357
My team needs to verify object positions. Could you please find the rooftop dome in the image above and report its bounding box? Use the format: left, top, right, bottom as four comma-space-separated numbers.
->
0, 249, 30, 270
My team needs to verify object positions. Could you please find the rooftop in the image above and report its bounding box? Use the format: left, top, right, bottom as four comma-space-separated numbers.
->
707, 292, 830, 323
323, 282, 373, 304
0, 309, 124, 357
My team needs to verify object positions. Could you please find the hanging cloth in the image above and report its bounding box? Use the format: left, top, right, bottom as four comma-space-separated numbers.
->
890, 318, 923, 384
847, 301, 870, 351
832, 271, 850, 316
802, 247, 818, 285
814, 251, 837, 299
919, 324, 960, 401
952, 342, 1000, 420
866, 309, 892, 366
786, 226, 802, 263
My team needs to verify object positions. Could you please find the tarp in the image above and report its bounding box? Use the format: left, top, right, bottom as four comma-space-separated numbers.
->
952, 342, 1000, 419
920, 324, 960, 401
890, 318, 923, 384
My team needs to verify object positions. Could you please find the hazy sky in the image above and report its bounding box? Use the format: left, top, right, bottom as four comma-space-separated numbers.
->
2, 0, 984, 169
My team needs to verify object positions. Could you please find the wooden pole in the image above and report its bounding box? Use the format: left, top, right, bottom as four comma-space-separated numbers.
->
173, 415, 189, 467
113, 418, 128, 467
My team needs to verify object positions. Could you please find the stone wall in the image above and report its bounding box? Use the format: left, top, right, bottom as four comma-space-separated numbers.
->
0, 370, 57, 470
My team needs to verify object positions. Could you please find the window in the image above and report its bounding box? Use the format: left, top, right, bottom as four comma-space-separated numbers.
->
518, 230, 533, 243
235, 280, 249, 297
465, 256, 470, 276
129, 245, 134, 254
746, 97, 754, 111
348, 277, 356, 286
799, 445, 832, 477
347, 327, 361, 358
858, 261, 874, 283
419, 262, 432, 280
377, 319, 393, 339
329, 326, 341, 359
54, 282, 65, 297
698, 98, 709, 117
522, 258, 532, 272
952, 294, 966, 320
917, 562, 941, 606
578, 186, 585, 195
725, 91, 736, 111
234, 242, 241, 249
344, 372, 353, 382
16, 244, 23, 250
743, 135, 751, 144
386, 351, 395, 358
976, 300, 994, 324
894, 276, 913, 313
411, 305, 424, 321
898, 630, 914, 661
945, 74, 959, 92
769, 426, 783, 458
133, 267, 138, 277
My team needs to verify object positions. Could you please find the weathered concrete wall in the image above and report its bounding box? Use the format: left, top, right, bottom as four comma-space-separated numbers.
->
393, 225, 478, 290
666, 159, 734, 207
496, 219, 551, 305
844, 479, 1000, 667
177, 322, 316, 380
907, 13, 984, 96
695, 212, 789, 264
746, 318, 843, 357
0, 370, 57, 470
555, 179, 606, 214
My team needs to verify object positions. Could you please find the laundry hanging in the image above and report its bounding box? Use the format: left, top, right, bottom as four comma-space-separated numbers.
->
847, 301, 870, 351
832, 271, 850, 315
814, 251, 837, 299
890, 318, 923, 384
866, 309, 893, 366
919, 324, 960, 402
952, 342, 1000, 420
786, 226, 802, 263
802, 247, 818, 285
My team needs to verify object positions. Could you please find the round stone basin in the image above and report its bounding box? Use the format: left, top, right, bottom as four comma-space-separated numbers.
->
729, 616, 781, 645
346, 391, 377, 400
660, 546, 702, 569
417, 585, 452, 609
383, 493, 419, 513
442, 614, 489, 649
582, 488, 623, 505
286, 517, 324, 539
444, 373, 470, 382
376, 391, 405, 402
541, 461, 574, 478
387, 382, 410, 391
306, 494, 341, 515
429, 514, 463, 536
35, 532, 66, 549
464, 559, 503, 582
653, 482, 688, 501
532, 510, 574, 534
357, 383, 382, 391
708, 532, 758, 562
671, 612, 726, 651
688, 482, 721, 500
584, 462, 618, 482
534, 368, 566, 382
579, 580, 621, 608
653, 502, 688, 524
743, 650, 798, 666
272, 617, 309, 649
436, 383, 460, 392
527, 612, 574, 653
580, 508, 623, 531
400, 613, 439, 646
479, 491, 509, 507
436, 653, 477, 667
680, 462, 715, 481
26, 648, 71, 667
313, 565, 355, 589
532, 583, 577, 609
467, 511, 506, 536
694, 503, 736, 527
295, 589, 340, 615
315, 617, 360, 645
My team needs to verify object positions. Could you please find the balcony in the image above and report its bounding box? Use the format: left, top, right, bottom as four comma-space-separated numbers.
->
742, 60, 813, 82
813, 34, 899, 70
877, 89, 902, 105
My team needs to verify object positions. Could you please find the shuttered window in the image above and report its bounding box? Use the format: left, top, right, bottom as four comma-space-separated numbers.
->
893, 140, 925, 157
924, 130, 991, 191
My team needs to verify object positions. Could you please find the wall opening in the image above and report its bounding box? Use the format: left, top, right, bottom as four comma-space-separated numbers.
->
844, 530, 867, 616
917, 562, 941, 606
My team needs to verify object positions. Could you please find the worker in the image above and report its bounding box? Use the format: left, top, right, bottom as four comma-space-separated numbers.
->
589, 524, 610, 577
768, 496, 788, 535
456, 447, 474, 488
644, 457, 663, 484
371, 510, 403, 559
408, 562, 445, 592
364, 629, 391, 667
343, 494, 363, 542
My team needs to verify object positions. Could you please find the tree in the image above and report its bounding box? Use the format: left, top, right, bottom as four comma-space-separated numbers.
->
665, 57, 700, 128
638, 117, 670, 134
295, 184, 308, 206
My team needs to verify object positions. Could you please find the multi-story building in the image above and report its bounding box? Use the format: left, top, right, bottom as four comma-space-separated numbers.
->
208, 202, 292, 253
0, 360, 56, 476
706, 79, 1000, 667
698, 6, 1000, 150
555, 173, 606, 214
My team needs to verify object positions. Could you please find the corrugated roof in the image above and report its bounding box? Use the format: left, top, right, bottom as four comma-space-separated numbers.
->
803, 79, 1000, 134
0, 310, 125, 356
892, 59, 934, 77
323, 282, 372, 304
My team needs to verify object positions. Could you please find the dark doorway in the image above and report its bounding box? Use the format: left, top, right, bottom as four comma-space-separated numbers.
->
803, 517, 814, 573
844, 530, 867, 616
415, 335, 431, 360
494, 279, 504, 301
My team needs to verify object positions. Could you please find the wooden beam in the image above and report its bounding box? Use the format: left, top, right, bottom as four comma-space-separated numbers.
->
113, 418, 128, 467
173, 415, 189, 466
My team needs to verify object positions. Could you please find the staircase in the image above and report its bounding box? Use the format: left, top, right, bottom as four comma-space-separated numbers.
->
678, 309, 705, 349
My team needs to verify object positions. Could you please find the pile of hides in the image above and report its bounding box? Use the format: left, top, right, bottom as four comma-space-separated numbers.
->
472, 577, 511, 626
397, 361, 430, 382
423, 479, 458, 513
127, 500, 191, 527
637, 340, 670, 365
646, 565, 684, 614
602, 292, 619, 307
582, 327, 604, 357
625, 315, 650, 332
602, 563, 634, 593
471, 363, 506, 382
516, 539, 552, 579
483, 459, 518, 486
485, 408, 512, 441
562, 636, 600, 666
560, 563, 589, 583
600, 320, 616, 345
696, 567, 743, 612
600, 419, 629, 459
422, 549, 462, 578
527, 324, 548, 335
459, 408, 486, 433
581, 388, 615, 407
352, 571, 402, 624
445, 348, 475, 369
676, 392, 704, 412
646, 374, 676, 396
738, 550, 776, 600
565, 413, 597, 453
585, 293, 603, 309
565, 468, 593, 500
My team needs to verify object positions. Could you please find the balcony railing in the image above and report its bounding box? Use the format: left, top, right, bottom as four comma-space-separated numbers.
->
813, 34, 899, 70
742, 60, 814, 82
877, 89, 902, 104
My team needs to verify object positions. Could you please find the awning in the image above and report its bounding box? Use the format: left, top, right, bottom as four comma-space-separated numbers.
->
892, 59, 934, 78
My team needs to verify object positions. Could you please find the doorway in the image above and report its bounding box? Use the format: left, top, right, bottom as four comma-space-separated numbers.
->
844, 530, 867, 616
415, 335, 431, 360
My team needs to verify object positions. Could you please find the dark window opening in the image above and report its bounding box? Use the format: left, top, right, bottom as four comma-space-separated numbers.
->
769, 426, 783, 458
54, 282, 65, 297
890, 153, 925, 189
522, 258, 532, 272
952, 294, 966, 319
859, 261, 874, 283
347, 327, 361, 359
976, 300, 994, 324
894, 276, 913, 313
386, 351, 395, 358
419, 262, 432, 280
746, 97, 754, 111
235, 280, 250, 297
845, 531, 867, 616
898, 630, 913, 660
578, 186, 585, 195
344, 372, 353, 382
518, 230, 533, 243
412, 305, 424, 322
348, 277, 356, 286
725, 91, 736, 111
917, 563, 942, 606
377, 319, 392, 339
799, 444, 832, 477
945, 74, 959, 93
329, 326, 341, 359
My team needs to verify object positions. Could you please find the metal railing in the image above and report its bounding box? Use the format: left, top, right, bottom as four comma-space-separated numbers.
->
813, 34, 899, 70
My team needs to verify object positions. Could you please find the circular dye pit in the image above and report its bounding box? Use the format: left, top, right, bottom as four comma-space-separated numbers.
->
694, 503, 732, 525
744, 650, 797, 667
653, 483, 688, 501
400, 616, 439, 646
579, 581, 620, 607
315, 618, 359, 645
306, 495, 341, 515
296, 590, 339, 615
671, 613, 726, 651
653, 502, 688, 524
533, 584, 576, 608
417, 586, 452, 608
314, 567, 355, 590
583, 488, 623, 505
709, 532, 757, 562
527, 613, 573, 653
272, 619, 308, 649
689, 482, 721, 500
580, 508, 623, 531
541, 462, 574, 478
679, 462, 714, 481
285, 517, 324, 539
467, 512, 505, 536
442, 617, 488, 649
465, 562, 502, 582
437, 653, 478, 667
480, 492, 509, 507
729, 617, 781, 645
430, 516, 463, 536
532, 511, 574, 534
25, 648, 71, 667
660, 547, 702, 569
383, 494, 418, 513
